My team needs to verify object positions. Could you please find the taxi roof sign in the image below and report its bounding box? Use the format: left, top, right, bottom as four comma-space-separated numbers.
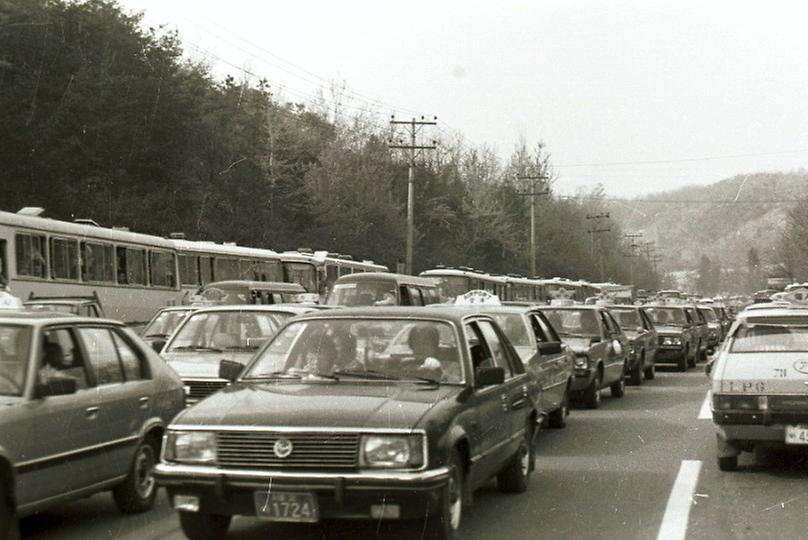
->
454, 290, 501, 306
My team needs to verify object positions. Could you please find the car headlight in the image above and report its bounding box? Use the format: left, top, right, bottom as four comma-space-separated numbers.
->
164, 431, 217, 464
662, 336, 682, 346
574, 354, 589, 369
360, 434, 424, 469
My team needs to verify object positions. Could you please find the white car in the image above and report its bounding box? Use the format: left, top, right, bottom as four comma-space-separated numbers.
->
709, 306, 808, 470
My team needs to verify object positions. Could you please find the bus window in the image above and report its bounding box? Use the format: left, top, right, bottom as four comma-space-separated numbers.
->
178, 254, 199, 286
0, 239, 6, 285
15, 233, 47, 278
82, 242, 115, 283
117, 247, 147, 285
200, 256, 213, 284
214, 258, 239, 280
150, 250, 176, 288
256, 260, 282, 282
283, 262, 317, 293
50, 238, 79, 280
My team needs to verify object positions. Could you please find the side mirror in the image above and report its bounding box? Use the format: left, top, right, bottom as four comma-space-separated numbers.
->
636, 326, 645, 335
151, 339, 167, 354
35, 374, 77, 398
219, 359, 245, 382
476, 366, 505, 387
538, 341, 562, 355
589, 336, 602, 344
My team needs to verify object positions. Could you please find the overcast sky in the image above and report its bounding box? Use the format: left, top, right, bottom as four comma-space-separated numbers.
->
120, 0, 808, 197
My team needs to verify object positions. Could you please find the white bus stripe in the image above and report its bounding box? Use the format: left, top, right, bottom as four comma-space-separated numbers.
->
657, 460, 702, 540
697, 392, 712, 420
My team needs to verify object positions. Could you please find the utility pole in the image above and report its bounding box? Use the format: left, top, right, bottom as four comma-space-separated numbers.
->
388, 115, 437, 275
586, 213, 611, 281
516, 174, 550, 277
623, 232, 643, 286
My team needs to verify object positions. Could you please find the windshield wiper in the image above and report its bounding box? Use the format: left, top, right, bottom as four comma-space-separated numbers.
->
222, 345, 258, 352
170, 345, 223, 353
407, 375, 441, 385
332, 369, 400, 380
144, 332, 169, 338
249, 370, 302, 380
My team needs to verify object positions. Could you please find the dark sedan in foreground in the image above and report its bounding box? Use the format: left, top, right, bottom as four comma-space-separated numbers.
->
155, 307, 542, 540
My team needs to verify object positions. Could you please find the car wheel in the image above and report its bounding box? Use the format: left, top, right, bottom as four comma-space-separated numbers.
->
113, 439, 158, 514
699, 346, 709, 363
610, 368, 626, 398
548, 386, 569, 429
423, 450, 464, 540
179, 511, 232, 540
497, 424, 532, 493
583, 371, 602, 409
629, 354, 643, 386
678, 348, 688, 372
717, 455, 738, 471
644, 361, 655, 380
688, 343, 698, 368
0, 483, 19, 540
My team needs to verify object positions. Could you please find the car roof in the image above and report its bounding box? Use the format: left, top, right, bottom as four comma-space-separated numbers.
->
440, 304, 533, 315
535, 305, 602, 311
0, 310, 119, 325
185, 303, 318, 316
203, 280, 305, 291
285, 306, 489, 325
737, 306, 808, 320
334, 272, 437, 287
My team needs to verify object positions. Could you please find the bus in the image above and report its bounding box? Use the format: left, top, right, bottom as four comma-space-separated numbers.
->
278, 250, 388, 300
0, 208, 179, 324
312, 251, 388, 297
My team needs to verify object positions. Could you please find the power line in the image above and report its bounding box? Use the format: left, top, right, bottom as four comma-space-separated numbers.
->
559, 196, 801, 205
556, 148, 808, 168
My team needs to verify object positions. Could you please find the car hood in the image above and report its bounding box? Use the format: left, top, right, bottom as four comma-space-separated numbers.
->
562, 337, 592, 354
655, 325, 685, 335
0, 396, 24, 407
716, 352, 808, 394
173, 382, 464, 429
163, 351, 255, 379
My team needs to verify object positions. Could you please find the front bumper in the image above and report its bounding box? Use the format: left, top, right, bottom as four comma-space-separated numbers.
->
155, 462, 450, 520
570, 367, 595, 391
655, 347, 685, 363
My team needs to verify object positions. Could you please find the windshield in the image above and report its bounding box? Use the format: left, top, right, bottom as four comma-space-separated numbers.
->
283, 262, 318, 294
434, 276, 471, 300
699, 309, 718, 322
492, 313, 532, 347
24, 303, 78, 314
326, 280, 398, 306
199, 285, 299, 305
166, 310, 287, 353
0, 325, 32, 395
730, 324, 808, 353
611, 309, 640, 329
541, 309, 600, 337
143, 309, 193, 337
245, 318, 463, 383
645, 308, 687, 325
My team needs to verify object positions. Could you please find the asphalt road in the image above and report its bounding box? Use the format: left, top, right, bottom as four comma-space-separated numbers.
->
19, 361, 808, 540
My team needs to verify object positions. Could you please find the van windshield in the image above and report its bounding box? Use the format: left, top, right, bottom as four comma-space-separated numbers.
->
326, 281, 398, 306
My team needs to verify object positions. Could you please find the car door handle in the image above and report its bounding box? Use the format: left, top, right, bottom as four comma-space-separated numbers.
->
85, 406, 100, 419
510, 397, 527, 410
139, 396, 150, 409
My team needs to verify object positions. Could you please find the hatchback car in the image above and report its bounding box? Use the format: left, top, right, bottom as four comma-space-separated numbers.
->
0, 311, 184, 538
537, 305, 629, 408
709, 307, 808, 470
160, 304, 318, 404
155, 307, 542, 540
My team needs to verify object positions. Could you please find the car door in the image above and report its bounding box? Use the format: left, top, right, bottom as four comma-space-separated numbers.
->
76, 325, 146, 481
599, 311, 624, 385
640, 310, 658, 362
463, 320, 513, 487
16, 326, 104, 508
528, 312, 565, 411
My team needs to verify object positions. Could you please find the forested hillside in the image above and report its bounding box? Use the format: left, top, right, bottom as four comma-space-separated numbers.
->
0, 0, 660, 288
611, 172, 808, 291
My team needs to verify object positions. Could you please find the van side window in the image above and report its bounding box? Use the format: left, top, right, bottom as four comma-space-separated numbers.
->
408, 286, 424, 306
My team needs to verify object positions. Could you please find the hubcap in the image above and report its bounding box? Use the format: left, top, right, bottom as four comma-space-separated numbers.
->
448, 467, 462, 530
134, 447, 156, 499
520, 442, 530, 476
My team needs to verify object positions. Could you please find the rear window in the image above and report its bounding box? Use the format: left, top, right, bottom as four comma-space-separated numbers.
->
326, 280, 398, 306
730, 324, 808, 353
541, 309, 600, 337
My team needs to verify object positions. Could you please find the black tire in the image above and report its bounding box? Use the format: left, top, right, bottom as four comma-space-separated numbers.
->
113, 439, 159, 514
610, 368, 626, 398
718, 455, 738, 471
688, 343, 698, 368
678, 348, 688, 372
423, 451, 464, 540
699, 347, 709, 363
0, 483, 19, 540
179, 511, 232, 540
644, 361, 656, 380
548, 386, 569, 429
629, 353, 643, 386
583, 370, 602, 409
497, 425, 532, 493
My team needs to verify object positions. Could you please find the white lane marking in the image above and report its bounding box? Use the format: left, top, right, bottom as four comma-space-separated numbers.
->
657, 460, 703, 540
697, 392, 712, 419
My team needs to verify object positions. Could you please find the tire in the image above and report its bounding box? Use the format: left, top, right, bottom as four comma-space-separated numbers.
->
497, 425, 532, 493
718, 455, 738, 471
628, 353, 643, 386
610, 368, 626, 398
644, 361, 656, 380
678, 348, 688, 372
113, 439, 159, 514
423, 451, 464, 540
699, 347, 709, 363
548, 386, 569, 429
688, 343, 698, 368
0, 483, 19, 540
179, 511, 232, 540
583, 370, 602, 409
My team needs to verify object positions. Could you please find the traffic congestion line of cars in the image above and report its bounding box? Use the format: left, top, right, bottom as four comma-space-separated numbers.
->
0, 278, 735, 539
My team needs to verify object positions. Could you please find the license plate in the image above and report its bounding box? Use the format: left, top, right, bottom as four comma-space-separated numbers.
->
785, 425, 808, 445
254, 491, 319, 523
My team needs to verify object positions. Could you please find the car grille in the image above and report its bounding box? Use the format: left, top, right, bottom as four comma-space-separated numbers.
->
184, 379, 229, 403
216, 431, 360, 470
